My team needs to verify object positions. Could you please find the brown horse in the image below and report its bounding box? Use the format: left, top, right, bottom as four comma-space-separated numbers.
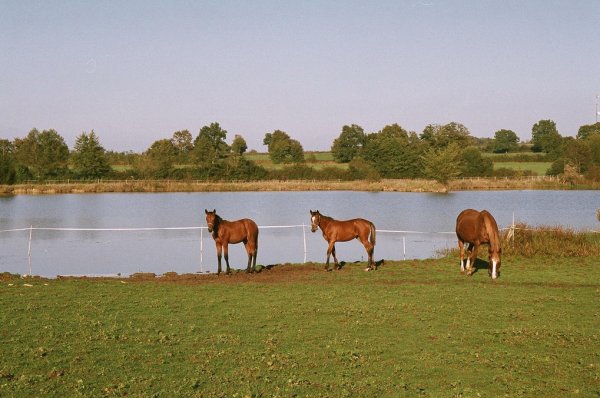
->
455, 209, 502, 279
205, 209, 259, 274
309, 210, 377, 271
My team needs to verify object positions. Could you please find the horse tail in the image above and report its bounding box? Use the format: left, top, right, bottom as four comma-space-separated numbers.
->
370, 222, 376, 246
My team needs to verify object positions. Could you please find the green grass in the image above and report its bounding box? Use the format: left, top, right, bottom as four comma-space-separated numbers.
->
493, 161, 551, 175
1, 255, 599, 397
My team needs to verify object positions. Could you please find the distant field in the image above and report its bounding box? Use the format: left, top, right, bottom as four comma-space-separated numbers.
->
493, 162, 551, 175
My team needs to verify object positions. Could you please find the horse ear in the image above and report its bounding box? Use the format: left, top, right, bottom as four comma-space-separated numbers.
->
213, 209, 216, 214
205, 209, 208, 214
309, 210, 313, 215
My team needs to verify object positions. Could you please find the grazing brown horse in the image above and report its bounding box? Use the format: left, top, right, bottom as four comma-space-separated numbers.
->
455, 209, 502, 279
205, 209, 259, 275
309, 210, 377, 271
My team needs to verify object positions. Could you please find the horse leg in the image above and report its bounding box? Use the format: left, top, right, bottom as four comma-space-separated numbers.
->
458, 240, 465, 274
362, 239, 375, 271
223, 243, 231, 274
332, 245, 341, 269
216, 243, 223, 275
467, 243, 478, 276
244, 241, 254, 273
325, 242, 335, 271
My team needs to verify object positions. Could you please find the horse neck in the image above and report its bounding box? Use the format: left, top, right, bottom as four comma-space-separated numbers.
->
318, 215, 333, 230
212, 215, 224, 236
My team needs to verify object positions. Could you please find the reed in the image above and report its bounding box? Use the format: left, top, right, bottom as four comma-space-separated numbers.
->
2, 176, 594, 195
503, 223, 600, 257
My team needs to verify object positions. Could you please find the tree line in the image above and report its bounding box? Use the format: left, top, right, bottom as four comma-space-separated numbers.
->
1, 120, 600, 185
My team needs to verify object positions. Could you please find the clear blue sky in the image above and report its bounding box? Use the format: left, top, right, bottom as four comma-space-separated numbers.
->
1, 1, 599, 152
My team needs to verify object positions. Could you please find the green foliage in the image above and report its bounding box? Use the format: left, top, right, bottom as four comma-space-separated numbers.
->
563, 138, 592, 173
420, 122, 473, 149
193, 122, 230, 165
171, 130, 193, 162
14, 128, 70, 179
547, 158, 565, 176
0, 139, 16, 184
362, 124, 423, 178
263, 130, 304, 164
587, 134, 600, 165
71, 131, 111, 179
492, 129, 520, 153
145, 139, 178, 178
576, 121, 600, 140
461, 147, 493, 177
331, 124, 366, 163
531, 119, 562, 158
348, 157, 380, 181
421, 142, 463, 184
231, 134, 248, 156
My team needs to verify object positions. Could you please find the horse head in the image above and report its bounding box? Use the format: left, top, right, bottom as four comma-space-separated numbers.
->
489, 246, 501, 279
205, 209, 219, 233
309, 210, 321, 233
482, 210, 502, 279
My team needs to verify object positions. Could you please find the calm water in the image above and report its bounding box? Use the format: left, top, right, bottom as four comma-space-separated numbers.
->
1, 190, 598, 277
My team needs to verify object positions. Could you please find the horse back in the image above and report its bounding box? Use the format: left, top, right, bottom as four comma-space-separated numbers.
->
456, 209, 484, 243
220, 218, 258, 244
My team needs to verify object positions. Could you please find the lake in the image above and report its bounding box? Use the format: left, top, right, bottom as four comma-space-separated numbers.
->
1, 190, 598, 277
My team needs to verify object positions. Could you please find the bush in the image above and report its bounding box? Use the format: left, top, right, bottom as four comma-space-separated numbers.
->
503, 223, 600, 257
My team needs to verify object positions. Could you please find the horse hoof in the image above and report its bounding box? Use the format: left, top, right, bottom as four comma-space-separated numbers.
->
364, 267, 370, 272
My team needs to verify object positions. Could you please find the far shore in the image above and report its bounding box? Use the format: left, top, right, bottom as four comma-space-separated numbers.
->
1, 176, 596, 195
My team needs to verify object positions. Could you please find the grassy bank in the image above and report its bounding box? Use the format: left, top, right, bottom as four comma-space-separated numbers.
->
1, 254, 599, 397
2, 175, 594, 195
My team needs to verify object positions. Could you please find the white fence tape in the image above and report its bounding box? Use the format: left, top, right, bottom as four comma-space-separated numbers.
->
2, 223, 597, 276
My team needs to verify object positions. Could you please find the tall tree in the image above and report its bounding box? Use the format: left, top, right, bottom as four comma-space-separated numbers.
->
563, 138, 591, 173
171, 130, 193, 162
193, 123, 230, 165
531, 119, 562, 157
461, 147, 493, 177
231, 134, 248, 155
362, 124, 423, 178
146, 139, 177, 177
263, 130, 304, 164
420, 122, 473, 149
331, 124, 366, 163
576, 122, 600, 140
421, 142, 463, 185
71, 131, 111, 179
0, 139, 16, 184
492, 129, 520, 153
14, 128, 69, 178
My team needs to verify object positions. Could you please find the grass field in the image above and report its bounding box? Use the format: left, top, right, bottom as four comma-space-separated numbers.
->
493, 162, 551, 175
1, 254, 599, 397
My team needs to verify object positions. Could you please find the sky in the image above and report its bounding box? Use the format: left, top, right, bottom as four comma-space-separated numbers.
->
1, 1, 600, 153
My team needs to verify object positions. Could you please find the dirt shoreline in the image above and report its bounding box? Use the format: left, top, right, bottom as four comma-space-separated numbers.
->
1, 176, 592, 195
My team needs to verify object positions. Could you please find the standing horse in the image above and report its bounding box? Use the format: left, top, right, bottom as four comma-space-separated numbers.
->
455, 209, 502, 279
309, 210, 377, 271
205, 209, 259, 275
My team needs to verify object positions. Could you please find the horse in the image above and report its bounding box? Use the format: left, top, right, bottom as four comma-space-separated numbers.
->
455, 209, 502, 279
309, 210, 377, 271
205, 209, 259, 275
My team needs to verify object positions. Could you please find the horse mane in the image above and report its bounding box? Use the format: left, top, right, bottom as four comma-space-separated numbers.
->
481, 210, 501, 252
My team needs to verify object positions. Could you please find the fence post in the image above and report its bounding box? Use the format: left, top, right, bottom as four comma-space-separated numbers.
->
302, 223, 307, 263
27, 225, 33, 276
200, 228, 203, 272
403, 236, 406, 261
